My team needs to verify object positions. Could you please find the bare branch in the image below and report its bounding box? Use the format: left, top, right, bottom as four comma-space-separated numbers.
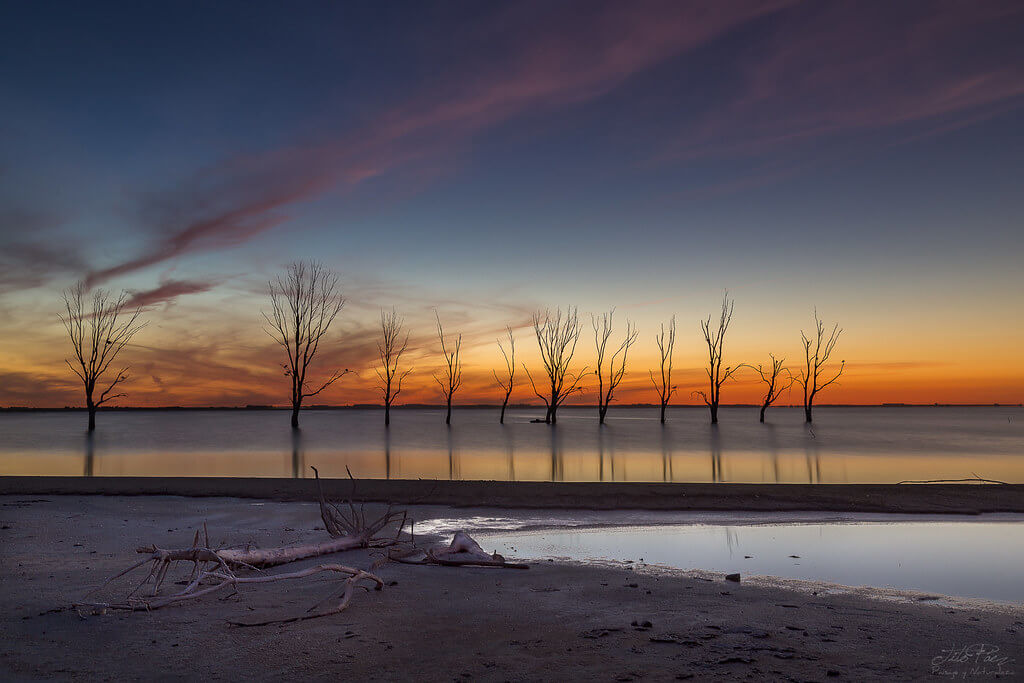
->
527, 307, 585, 424
59, 281, 146, 429
377, 308, 411, 426
792, 309, 845, 423
649, 316, 677, 423
592, 309, 638, 424
699, 293, 738, 424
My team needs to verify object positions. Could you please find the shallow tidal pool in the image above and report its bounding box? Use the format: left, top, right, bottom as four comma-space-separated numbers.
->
469, 517, 1024, 604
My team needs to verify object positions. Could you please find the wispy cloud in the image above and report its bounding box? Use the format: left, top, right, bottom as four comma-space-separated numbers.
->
663, 1, 1024, 162
0, 207, 83, 293
123, 278, 220, 309
84, 0, 795, 285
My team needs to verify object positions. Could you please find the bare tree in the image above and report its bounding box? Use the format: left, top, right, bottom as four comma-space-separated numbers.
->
649, 316, 677, 424
432, 311, 462, 425
523, 307, 587, 424
493, 327, 516, 424
263, 261, 349, 429
794, 310, 845, 423
750, 354, 793, 423
59, 282, 146, 431
592, 309, 638, 425
695, 294, 740, 424
375, 308, 412, 427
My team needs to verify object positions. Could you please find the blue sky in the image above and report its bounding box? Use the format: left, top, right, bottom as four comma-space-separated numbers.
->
1, 0, 1023, 406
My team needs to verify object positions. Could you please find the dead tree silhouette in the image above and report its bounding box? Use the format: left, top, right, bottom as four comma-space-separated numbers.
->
493, 327, 516, 424
749, 354, 793, 423
695, 294, 739, 424
59, 282, 145, 431
264, 261, 349, 429
375, 308, 412, 427
649, 316, 677, 424
523, 307, 587, 424
592, 309, 638, 425
432, 311, 462, 425
794, 310, 845, 423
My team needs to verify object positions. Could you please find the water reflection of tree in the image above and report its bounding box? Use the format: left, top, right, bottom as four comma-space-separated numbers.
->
764, 423, 780, 483
447, 427, 459, 481
83, 432, 95, 477
502, 424, 515, 481
803, 424, 821, 483
709, 425, 723, 483
597, 426, 614, 482
384, 428, 392, 480
550, 426, 565, 482
660, 424, 673, 483
291, 430, 304, 479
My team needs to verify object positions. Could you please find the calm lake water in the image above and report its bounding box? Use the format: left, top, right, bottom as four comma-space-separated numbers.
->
1, 406, 1022, 482
472, 518, 1024, 603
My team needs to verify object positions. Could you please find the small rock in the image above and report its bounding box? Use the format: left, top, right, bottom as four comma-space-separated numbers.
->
725, 573, 741, 583
788, 555, 800, 559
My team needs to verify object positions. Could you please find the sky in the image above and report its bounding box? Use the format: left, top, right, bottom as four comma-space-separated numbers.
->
1, 0, 1022, 408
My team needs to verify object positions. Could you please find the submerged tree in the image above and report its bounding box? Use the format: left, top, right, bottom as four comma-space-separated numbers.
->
592, 309, 638, 425
493, 327, 516, 424
60, 282, 146, 431
523, 307, 587, 424
794, 310, 845, 423
264, 261, 349, 429
375, 308, 412, 427
750, 354, 793, 423
433, 311, 462, 425
695, 294, 740, 424
649, 316, 677, 424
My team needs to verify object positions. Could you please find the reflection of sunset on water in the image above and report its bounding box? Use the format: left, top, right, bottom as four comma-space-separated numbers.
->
3, 407, 1021, 483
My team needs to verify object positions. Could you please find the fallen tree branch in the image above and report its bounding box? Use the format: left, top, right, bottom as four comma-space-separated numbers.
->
387, 531, 529, 570
77, 468, 407, 621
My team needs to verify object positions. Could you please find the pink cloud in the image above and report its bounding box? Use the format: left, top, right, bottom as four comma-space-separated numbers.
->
86, 0, 796, 285
664, 1, 1024, 162
123, 278, 219, 309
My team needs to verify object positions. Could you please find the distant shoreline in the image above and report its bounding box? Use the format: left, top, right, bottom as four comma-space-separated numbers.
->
3, 403, 1021, 412
2, 477, 1022, 514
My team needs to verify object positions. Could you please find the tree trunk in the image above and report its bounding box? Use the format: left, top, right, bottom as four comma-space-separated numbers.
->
660, 403, 666, 424
549, 405, 558, 424
759, 404, 767, 423
804, 405, 813, 423
598, 404, 607, 425
385, 402, 391, 427
87, 405, 96, 431
445, 398, 452, 425
710, 403, 718, 425
291, 404, 300, 429
499, 399, 508, 424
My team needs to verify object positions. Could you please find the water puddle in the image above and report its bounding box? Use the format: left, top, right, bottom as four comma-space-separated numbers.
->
468, 518, 1024, 604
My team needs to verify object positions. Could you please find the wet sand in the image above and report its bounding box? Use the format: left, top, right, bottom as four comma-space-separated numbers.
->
1, 495, 1021, 681
2, 477, 1023, 513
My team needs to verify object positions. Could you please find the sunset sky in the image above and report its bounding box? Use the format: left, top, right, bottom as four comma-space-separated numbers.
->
1, 0, 1022, 408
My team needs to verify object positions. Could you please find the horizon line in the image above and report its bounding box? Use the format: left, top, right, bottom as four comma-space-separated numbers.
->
2, 402, 1021, 412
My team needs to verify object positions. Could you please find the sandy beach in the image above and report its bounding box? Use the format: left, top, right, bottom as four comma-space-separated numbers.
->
1, 494, 1021, 681
3, 477, 1023, 514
